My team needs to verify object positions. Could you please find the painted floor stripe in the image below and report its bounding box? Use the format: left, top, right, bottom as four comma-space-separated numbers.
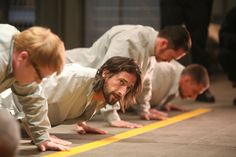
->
44, 108, 211, 157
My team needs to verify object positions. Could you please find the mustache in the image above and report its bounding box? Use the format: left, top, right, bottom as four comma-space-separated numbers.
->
111, 92, 122, 100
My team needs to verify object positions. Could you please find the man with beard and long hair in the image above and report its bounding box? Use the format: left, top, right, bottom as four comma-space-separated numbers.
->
5, 56, 142, 147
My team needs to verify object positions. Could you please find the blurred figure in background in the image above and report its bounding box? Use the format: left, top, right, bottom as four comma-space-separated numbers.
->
218, 7, 236, 106
160, 0, 215, 103
0, 109, 20, 157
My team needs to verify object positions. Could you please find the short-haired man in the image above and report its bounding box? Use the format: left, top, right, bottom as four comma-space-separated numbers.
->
0, 24, 66, 151
66, 24, 192, 124
144, 60, 209, 120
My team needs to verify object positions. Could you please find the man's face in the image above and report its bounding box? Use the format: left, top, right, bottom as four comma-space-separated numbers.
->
102, 71, 137, 105
179, 77, 207, 99
155, 39, 186, 62
13, 51, 54, 84
155, 47, 186, 62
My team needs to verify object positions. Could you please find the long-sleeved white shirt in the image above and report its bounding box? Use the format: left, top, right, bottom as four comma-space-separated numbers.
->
43, 63, 107, 125
149, 58, 184, 108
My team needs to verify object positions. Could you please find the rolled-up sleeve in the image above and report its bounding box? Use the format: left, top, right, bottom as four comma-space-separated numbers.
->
100, 103, 121, 125
11, 82, 50, 145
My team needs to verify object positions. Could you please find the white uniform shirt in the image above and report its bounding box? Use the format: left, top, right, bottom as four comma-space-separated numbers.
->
42, 63, 107, 125
150, 58, 184, 108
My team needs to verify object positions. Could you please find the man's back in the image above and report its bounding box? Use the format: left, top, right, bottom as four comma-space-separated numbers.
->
150, 59, 184, 106
43, 63, 97, 125
66, 25, 157, 71
0, 24, 19, 92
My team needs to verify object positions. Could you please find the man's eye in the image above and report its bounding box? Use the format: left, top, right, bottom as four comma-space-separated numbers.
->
120, 80, 125, 85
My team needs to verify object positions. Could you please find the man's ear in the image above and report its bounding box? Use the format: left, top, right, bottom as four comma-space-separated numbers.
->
102, 69, 110, 78
17, 51, 29, 61
159, 38, 168, 49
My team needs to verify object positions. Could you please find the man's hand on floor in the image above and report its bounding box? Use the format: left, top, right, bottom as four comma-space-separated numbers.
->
37, 135, 72, 151
141, 108, 168, 120
76, 122, 108, 134
110, 120, 142, 128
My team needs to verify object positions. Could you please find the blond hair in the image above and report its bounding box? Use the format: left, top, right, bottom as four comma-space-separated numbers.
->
13, 26, 65, 75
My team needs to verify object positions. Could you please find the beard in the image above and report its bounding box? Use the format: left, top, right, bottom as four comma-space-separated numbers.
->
103, 85, 121, 105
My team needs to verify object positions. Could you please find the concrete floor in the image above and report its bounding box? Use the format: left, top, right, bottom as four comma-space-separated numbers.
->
17, 73, 236, 157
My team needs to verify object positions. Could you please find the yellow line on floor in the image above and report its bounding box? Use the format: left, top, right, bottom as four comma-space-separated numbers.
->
44, 108, 211, 157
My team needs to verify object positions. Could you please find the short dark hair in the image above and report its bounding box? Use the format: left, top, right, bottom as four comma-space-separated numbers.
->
181, 64, 209, 87
93, 56, 142, 109
158, 25, 191, 53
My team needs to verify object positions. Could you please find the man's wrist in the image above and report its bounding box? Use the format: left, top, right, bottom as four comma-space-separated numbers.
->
33, 132, 50, 145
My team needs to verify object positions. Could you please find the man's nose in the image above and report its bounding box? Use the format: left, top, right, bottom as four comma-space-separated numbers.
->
118, 86, 127, 96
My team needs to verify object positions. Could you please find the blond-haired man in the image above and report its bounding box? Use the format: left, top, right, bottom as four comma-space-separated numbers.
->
0, 24, 67, 151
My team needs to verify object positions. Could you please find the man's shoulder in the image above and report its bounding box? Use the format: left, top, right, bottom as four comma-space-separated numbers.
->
63, 63, 97, 78
109, 25, 156, 35
0, 24, 19, 51
153, 60, 184, 82
0, 24, 19, 35
0, 24, 18, 30
42, 63, 96, 89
